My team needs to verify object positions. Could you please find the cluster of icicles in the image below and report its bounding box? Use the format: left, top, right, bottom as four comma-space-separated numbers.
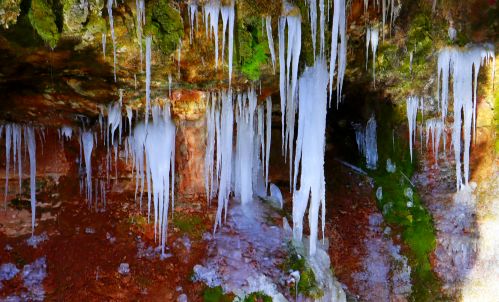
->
405, 44, 495, 191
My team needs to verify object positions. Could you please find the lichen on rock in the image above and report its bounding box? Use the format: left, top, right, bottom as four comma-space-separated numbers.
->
144, 0, 183, 56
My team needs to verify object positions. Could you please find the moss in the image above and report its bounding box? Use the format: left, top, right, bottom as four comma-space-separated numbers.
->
172, 212, 204, 239
28, 0, 60, 48
243, 292, 272, 302
128, 214, 147, 232
282, 242, 323, 299
365, 102, 442, 302
144, 0, 183, 56
236, 15, 269, 81
203, 286, 233, 302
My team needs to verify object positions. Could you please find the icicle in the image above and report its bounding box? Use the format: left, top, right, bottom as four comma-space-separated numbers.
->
107, 0, 117, 82
308, 0, 317, 58
136, 0, 145, 71
214, 90, 234, 232
278, 17, 286, 150
226, 1, 235, 85
234, 90, 257, 205
168, 74, 172, 97
145, 36, 152, 127
370, 27, 379, 86
406, 96, 419, 162
221, 5, 229, 65
188, 2, 198, 44
409, 51, 413, 73
26, 127, 36, 234
102, 33, 106, 59
265, 16, 276, 72
319, 0, 325, 55
329, 0, 347, 106
293, 60, 329, 255
365, 27, 371, 70
82, 131, 94, 204
425, 118, 444, 163
138, 105, 176, 255
126, 107, 133, 134
108, 102, 122, 146
204, 94, 216, 205
365, 115, 378, 170
265, 96, 272, 191
204, 1, 220, 69
3, 125, 12, 207
448, 22, 457, 41
437, 45, 494, 190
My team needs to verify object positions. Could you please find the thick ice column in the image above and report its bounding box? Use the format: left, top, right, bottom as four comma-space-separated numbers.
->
214, 90, 234, 231
406, 96, 419, 162
204, 94, 216, 204
142, 105, 176, 256
293, 60, 329, 255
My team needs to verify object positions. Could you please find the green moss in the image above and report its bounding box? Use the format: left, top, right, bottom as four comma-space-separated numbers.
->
172, 212, 204, 239
144, 0, 183, 55
282, 243, 323, 299
203, 286, 233, 302
236, 16, 269, 81
128, 214, 147, 231
365, 102, 441, 301
28, 0, 60, 48
243, 292, 272, 302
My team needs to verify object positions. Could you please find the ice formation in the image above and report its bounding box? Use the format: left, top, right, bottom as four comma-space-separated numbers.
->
26, 127, 37, 234
107, 102, 122, 146
436, 45, 495, 190
265, 96, 272, 190
60, 126, 73, 141
102, 33, 106, 59
406, 96, 419, 162
107, 0, 117, 82
145, 36, 152, 127
329, 0, 347, 107
425, 118, 444, 163
292, 60, 329, 255
367, 27, 379, 86
365, 115, 378, 170
265, 16, 276, 72
188, 1, 198, 44
278, 8, 302, 184
136, 0, 145, 70
308, 0, 318, 57
81, 131, 94, 204
130, 105, 176, 255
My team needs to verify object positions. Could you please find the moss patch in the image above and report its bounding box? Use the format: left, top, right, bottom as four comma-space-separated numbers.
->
366, 102, 441, 301
172, 212, 204, 239
282, 242, 323, 299
28, 0, 60, 48
243, 291, 272, 302
203, 286, 233, 302
144, 0, 183, 56
236, 15, 269, 81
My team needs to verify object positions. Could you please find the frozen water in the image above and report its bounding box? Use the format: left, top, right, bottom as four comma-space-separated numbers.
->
406, 96, 419, 162
270, 183, 284, 209
293, 60, 329, 255
365, 115, 378, 170
265, 16, 276, 72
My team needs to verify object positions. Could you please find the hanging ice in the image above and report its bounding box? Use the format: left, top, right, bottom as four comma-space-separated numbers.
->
81, 131, 94, 204
145, 36, 152, 127
370, 27, 379, 86
188, 1, 198, 44
436, 45, 495, 190
102, 33, 106, 59
265, 96, 272, 190
292, 59, 329, 255
26, 127, 36, 234
141, 105, 176, 255
425, 118, 444, 163
329, 0, 347, 106
265, 16, 276, 72
107, 0, 117, 82
204, 1, 220, 69
406, 96, 419, 162
3, 124, 11, 207
60, 126, 73, 141
308, 0, 317, 57
278, 7, 302, 186
107, 102, 122, 146
136, 0, 145, 70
